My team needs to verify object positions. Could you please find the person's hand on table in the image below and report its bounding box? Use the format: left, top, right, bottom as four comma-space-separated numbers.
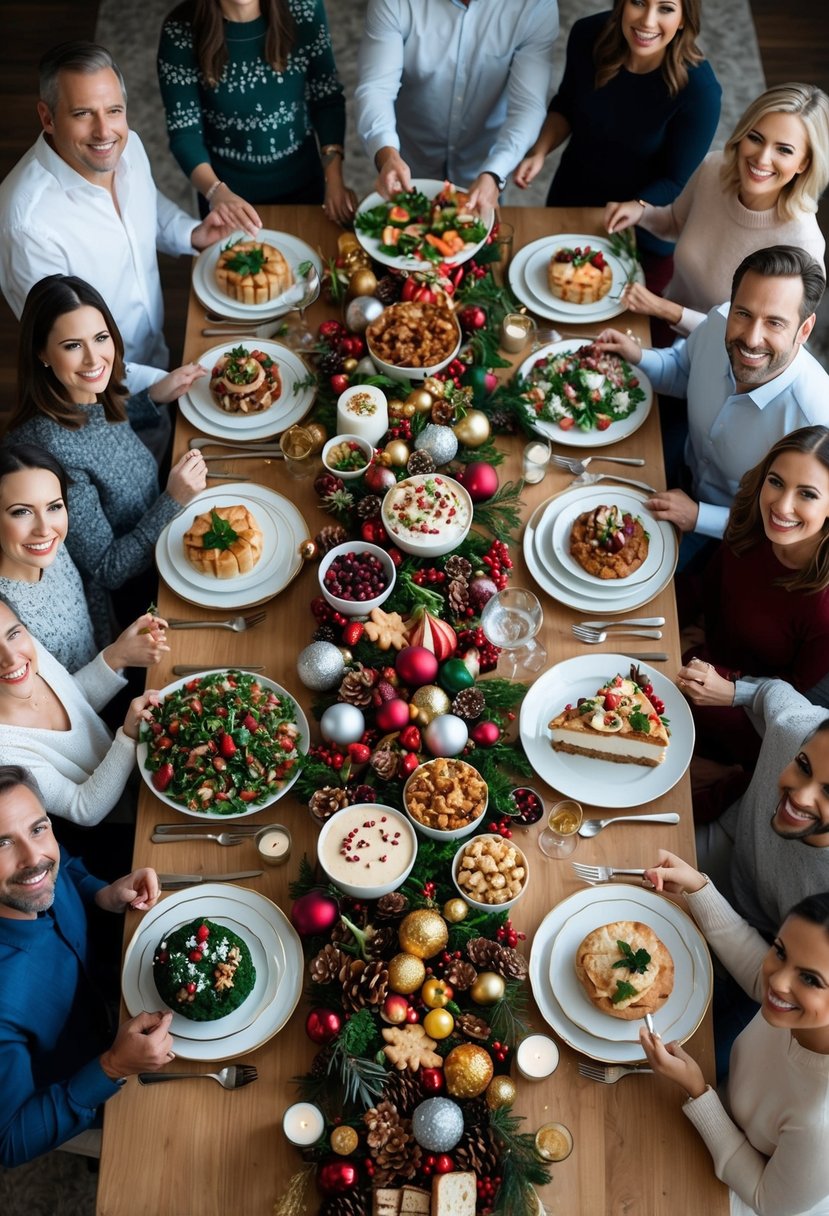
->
100, 1011, 175, 1077
374, 148, 412, 199
466, 173, 500, 214
207, 184, 262, 238
644, 848, 707, 895
104, 612, 169, 671
122, 690, 161, 742
148, 363, 207, 404
513, 151, 545, 189
96, 868, 160, 913
645, 488, 699, 533
639, 1028, 707, 1099
676, 657, 735, 707
594, 327, 643, 364
620, 281, 683, 328
166, 449, 208, 505
604, 198, 646, 234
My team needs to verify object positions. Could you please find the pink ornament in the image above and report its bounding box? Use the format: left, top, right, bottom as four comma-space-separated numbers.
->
396, 645, 439, 688
290, 891, 340, 937
472, 721, 500, 747
375, 697, 410, 732
306, 1008, 343, 1045
458, 461, 499, 503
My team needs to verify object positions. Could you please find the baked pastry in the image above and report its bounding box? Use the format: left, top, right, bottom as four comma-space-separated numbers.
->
548, 246, 612, 304
152, 918, 256, 1021
575, 920, 674, 1020
215, 239, 293, 304
183, 504, 264, 579
209, 345, 282, 415
431, 1172, 476, 1216
570, 504, 649, 579
548, 674, 669, 767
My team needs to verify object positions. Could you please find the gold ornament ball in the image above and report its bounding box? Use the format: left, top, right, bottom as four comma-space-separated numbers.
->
423, 1008, 455, 1040
304, 421, 328, 453
388, 399, 407, 418
470, 971, 506, 1006
337, 647, 353, 666
411, 684, 451, 725
338, 232, 361, 256
423, 376, 445, 398
443, 897, 469, 924
398, 909, 449, 960
385, 439, 411, 467
330, 1125, 359, 1155
444, 1044, 494, 1099
342, 356, 359, 373
406, 388, 434, 414
388, 952, 427, 994
401, 402, 417, 419
485, 1075, 517, 1110
348, 267, 378, 298
299, 539, 317, 561
453, 409, 492, 448
376, 450, 393, 467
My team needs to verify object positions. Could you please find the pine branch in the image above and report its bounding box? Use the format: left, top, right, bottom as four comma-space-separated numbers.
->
490, 1105, 554, 1198
452, 437, 505, 466
472, 480, 525, 541
479, 678, 529, 711
486, 982, 532, 1047
272, 1164, 316, 1216
288, 855, 318, 900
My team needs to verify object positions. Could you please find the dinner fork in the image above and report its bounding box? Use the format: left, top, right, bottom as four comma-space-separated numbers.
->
150, 831, 251, 846
166, 612, 267, 632
570, 471, 657, 493
550, 454, 646, 475
571, 626, 663, 644
138, 1065, 258, 1089
571, 862, 646, 884
578, 1062, 653, 1083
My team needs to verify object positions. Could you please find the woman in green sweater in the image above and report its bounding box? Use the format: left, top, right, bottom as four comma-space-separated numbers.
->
157, 0, 356, 232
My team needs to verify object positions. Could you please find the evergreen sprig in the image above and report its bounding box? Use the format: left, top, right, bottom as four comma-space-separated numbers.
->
471, 480, 525, 541
486, 981, 532, 1047
489, 1104, 553, 1215
452, 436, 504, 466
287, 854, 318, 900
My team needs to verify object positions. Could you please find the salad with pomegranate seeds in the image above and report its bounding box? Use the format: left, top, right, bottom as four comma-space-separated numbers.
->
520, 343, 645, 433
141, 670, 303, 815
355, 182, 488, 263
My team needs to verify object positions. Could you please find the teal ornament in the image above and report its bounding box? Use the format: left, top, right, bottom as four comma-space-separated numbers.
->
438, 658, 475, 695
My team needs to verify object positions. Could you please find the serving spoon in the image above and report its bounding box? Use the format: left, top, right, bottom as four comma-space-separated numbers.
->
577, 811, 679, 837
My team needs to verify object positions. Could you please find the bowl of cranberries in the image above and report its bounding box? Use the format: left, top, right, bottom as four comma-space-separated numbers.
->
318, 541, 396, 617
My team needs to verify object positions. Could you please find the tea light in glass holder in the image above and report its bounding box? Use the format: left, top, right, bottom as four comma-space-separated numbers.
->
522, 439, 551, 484
500, 312, 535, 354
279, 425, 315, 477
515, 1033, 560, 1080
535, 1121, 574, 1162
255, 824, 292, 866
282, 1101, 325, 1147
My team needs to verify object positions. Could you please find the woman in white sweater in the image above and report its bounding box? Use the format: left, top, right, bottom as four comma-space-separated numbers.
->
0, 599, 162, 825
604, 83, 828, 337
642, 849, 829, 1216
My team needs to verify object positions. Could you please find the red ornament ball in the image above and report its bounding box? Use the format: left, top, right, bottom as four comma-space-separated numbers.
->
458, 461, 499, 503
290, 890, 340, 937
318, 1159, 359, 1196
364, 463, 398, 494
420, 1067, 445, 1095
375, 697, 410, 733
471, 720, 500, 747
398, 751, 419, 778
382, 994, 409, 1025
434, 1154, 455, 1174
396, 645, 439, 688
305, 1007, 343, 1045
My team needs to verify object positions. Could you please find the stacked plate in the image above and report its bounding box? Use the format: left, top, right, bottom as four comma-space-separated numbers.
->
121, 884, 304, 1060
192, 229, 322, 320
179, 340, 315, 442
508, 233, 644, 325
156, 483, 309, 609
523, 484, 677, 614
529, 886, 712, 1063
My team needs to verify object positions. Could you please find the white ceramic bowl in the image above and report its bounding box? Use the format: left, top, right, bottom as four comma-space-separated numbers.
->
381, 473, 472, 558
452, 833, 530, 912
316, 804, 418, 898
403, 758, 488, 841
321, 434, 373, 481
366, 303, 462, 383
317, 541, 396, 617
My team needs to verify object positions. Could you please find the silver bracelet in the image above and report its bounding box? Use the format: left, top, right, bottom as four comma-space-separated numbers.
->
205, 180, 224, 203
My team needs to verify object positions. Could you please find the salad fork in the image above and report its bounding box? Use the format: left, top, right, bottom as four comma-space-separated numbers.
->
570, 471, 657, 493
166, 612, 266, 632
138, 1065, 258, 1089
571, 862, 646, 884
550, 454, 645, 475
150, 831, 251, 846
571, 625, 662, 644
578, 1062, 653, 1084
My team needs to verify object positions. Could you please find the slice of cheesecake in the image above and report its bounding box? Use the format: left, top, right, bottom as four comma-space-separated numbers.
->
548, 676, 668, 767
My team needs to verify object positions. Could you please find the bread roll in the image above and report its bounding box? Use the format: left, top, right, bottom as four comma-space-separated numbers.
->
215, 240, 293, 304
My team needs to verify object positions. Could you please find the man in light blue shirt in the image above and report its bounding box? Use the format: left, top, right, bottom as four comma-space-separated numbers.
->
355, 0, 558, 213
598, 246, 828, 540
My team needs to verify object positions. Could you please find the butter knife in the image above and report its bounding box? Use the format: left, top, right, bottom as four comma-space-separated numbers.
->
579, 617, 665, 629
159, 870, 262, 890
621, 652, 669, 662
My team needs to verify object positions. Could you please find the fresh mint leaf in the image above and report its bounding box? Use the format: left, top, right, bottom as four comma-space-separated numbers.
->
613, 940, 651, 974
628, 708, 651, 735
202, 510, 239, 552
612, 979, 639, 1004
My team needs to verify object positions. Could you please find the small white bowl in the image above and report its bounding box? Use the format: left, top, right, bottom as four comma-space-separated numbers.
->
318, 541, 396, 617
381, 473, 472, 558
403, 758, 488, 841
366, 304, 462, 383
452, 833, 530, 912
321, 434, 373, 481
317, 804, 418, 898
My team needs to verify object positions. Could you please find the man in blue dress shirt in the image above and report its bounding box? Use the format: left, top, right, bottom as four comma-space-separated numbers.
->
355, 0, 558, 213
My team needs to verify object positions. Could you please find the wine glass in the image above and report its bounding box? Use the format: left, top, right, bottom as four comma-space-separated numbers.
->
280, 266, 321, 352
538, 799, 583, 859
480, 587, 547, 679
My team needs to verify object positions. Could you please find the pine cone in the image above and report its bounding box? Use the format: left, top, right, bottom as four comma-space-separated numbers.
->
463, 1096, 490, 1129
451, 687, 486, 721
313, 623, 339, 643
310, 943, 349, 984
486, 405, 518, 434
364, 1100, 401, 1149
343, 959, 389, 1012
448, 577, 470, 617
445, 555, 472, 581
310, 1045, 334, 1078
374, 1128, 422, 1185
407, 450, 435, 476
466, 937, 502, 968
495, 946, 528, 981
382, 1067, 423, 1116
455, 1012, 490, 1040
444, 960, 478, 991
375, 274, 402, 305
317, 349, 344, 376
453, 1126, 500, 1176
339, 665, 377, 707
356, 494, 383, 520
365, 925, 398, 960
315, 523, 349, 554
431, 399, 456, 426
308, 785, 351, 825
370, 747, 399, 780
320, 1196, 368, 1216
376, 891, 409, 920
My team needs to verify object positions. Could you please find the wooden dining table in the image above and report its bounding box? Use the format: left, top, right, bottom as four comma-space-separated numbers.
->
96, 206, 729, 1216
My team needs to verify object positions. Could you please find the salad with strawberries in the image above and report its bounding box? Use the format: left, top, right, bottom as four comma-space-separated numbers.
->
355, 181, 490, 265
520, 342, 645, 433
141, 670, 304, 815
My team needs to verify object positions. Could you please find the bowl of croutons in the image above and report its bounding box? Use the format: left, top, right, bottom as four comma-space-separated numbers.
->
452, 833, 530, 911
366, 301, 462, 382
403, 757, 488, 841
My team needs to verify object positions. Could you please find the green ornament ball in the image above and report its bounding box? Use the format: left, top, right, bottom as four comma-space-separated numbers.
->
438, 658, 475, 695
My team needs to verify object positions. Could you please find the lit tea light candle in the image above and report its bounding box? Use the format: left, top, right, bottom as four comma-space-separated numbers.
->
282, 1101, 324, 1147
500, 312, 534, 353
516, 1034, 560, 1080
255, 824, 292, 866
522, 439, 551, 484
535, 1121, 574, 1162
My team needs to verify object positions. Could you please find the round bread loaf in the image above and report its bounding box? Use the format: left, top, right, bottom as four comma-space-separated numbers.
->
152, 917, 256, 1021
215, 240, 293, 305
548, 246, 613, 305
210, 347, 282, 415
183, 504, 264, 579
575, 920, 674, 1020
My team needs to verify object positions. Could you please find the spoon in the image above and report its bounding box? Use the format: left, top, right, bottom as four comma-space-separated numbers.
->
577, 812, 679, 838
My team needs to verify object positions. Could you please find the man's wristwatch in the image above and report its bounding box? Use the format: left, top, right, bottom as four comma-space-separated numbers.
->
482, 170, 506, 193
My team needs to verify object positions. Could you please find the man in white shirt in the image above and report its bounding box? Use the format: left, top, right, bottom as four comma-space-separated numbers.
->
0, 41, 230, 397
598, 246, 829, 540
355, 0, 558, 212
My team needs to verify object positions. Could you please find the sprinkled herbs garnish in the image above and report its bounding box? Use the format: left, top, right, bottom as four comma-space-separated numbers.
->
223, 240, 266, 277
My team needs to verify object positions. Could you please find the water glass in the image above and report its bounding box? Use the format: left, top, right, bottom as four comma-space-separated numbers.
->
480, 587, 547, 679
522, 439, 551, 484
538, 800, 583, 859
279, 425, 315, 478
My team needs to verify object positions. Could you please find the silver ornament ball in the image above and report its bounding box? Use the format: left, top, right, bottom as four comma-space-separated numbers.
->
354, 356, 377, 377
411, 1097, 465, 1152
296, 641, 346, 691
320, 702, 366, 746
416, 424, 458, 467
345, 295, 384, 334
424, 713, 469, 757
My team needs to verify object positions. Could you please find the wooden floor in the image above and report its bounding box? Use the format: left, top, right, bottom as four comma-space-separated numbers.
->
0, 1, 827, 413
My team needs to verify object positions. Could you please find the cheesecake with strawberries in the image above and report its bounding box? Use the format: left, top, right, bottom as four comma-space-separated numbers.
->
548, 675, 669, 767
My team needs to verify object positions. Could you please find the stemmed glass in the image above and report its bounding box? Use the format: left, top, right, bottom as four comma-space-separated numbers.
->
480, 587, 547, 679
538, 800, 583, 859
280, 266, 321, 352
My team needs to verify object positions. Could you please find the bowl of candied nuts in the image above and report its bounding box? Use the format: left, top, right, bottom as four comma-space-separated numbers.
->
318, 541, 396, 617
366, 301, 462, 382
322, 434, 373, 481
403, 757, 489, 841
452, 833, 530, 911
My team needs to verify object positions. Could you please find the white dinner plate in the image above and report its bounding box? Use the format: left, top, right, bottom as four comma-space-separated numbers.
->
549, 894, 695, 1042
165, 490, 280, 594
515, 340, 653, 448
192, 230, 322, 319
530, 886, 711, 1063
548, 491, 665, 589
354, 178, 494, 271
518, 653, 694, 808
508, 235, 644, 326
180, 342, 315, 441
523, 240, 627, 319
122, 885, 304, 1060
137, 669, 310, 820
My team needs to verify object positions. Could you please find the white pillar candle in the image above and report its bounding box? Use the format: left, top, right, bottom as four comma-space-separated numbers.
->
500, 312, 534, 353
337, 384, 389, 445
282, 1102, 324, 1147
255, 825, 292, 866
515, 1034, 560, 1080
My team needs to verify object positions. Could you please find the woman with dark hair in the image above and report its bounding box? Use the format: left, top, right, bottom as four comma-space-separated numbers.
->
157, 0, 355, 231
642, 850, 829, 1216
514, 0, 721, 290
3, 275, 207, 593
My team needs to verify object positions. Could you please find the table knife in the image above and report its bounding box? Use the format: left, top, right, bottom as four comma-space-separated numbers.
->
154, 823, 262, 834
159, 870, 262, 890
621, 652, 669, 662
578, 617, 665, 629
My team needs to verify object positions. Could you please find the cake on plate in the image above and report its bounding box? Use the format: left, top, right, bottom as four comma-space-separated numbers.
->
183, 504, 264, 579
575, 920, 674, 1020
570, 504, 649, 580
548, 246, 613, 304
215, 239, 293, 304
547, 674, 669, 767
209, 345, 282, 415
152, 917, 256, 1021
